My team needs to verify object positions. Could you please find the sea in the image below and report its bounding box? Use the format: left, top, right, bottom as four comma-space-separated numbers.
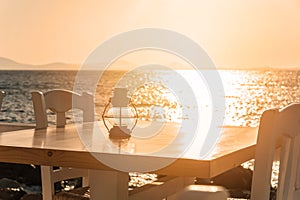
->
0, 69, 299, 127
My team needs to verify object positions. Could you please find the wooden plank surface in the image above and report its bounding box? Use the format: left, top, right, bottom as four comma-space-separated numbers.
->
0, 122, 35, 132
0, 122, 258, 178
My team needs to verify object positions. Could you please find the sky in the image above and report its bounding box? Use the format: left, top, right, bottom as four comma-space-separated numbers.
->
1, 0, 300, 69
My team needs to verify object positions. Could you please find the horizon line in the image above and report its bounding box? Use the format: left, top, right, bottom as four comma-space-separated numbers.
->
0, 56, 299, 71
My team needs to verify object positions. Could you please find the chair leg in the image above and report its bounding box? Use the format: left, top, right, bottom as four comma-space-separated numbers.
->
82, 169, 89, 187
41, 165, 55, 200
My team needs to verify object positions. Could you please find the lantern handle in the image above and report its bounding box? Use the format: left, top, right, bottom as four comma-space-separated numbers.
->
129, 99, 138, 132
102, 97, 111, 132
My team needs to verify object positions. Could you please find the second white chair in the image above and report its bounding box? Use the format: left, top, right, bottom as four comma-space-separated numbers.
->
177, 103, 300, 199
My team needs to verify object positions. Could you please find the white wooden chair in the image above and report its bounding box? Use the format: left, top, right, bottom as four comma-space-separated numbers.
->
177, 103, 300, 199
251, 103, 300, 200
0, 91, 5, 110
31, 89, 94, 200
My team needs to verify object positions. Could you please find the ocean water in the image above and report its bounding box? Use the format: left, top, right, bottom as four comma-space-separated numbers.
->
0, 69, 299, 127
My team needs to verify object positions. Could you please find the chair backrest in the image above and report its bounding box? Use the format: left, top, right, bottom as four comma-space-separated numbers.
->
0, 91, 5, 110
31, 89, 94, 129
251, 103, 300, 200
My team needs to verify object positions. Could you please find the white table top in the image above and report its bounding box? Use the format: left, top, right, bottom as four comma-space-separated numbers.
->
0, 122, 258, 178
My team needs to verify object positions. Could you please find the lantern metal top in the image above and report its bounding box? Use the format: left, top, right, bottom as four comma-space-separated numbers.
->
111, 88, 130, 107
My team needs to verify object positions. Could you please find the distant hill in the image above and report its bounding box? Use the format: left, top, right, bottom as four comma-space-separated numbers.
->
0, 57, 78, 70
0, 57, 25, 67
0, 57, 152, 70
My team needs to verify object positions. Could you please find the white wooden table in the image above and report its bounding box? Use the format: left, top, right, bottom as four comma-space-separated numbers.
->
0, 122, 258, 199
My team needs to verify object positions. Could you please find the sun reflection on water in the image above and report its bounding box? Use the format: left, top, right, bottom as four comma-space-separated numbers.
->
95, 69, 300, 127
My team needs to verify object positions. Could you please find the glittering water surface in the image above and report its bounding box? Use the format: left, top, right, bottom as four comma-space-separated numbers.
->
1, 69, 299, 127
221, 70, 300, 127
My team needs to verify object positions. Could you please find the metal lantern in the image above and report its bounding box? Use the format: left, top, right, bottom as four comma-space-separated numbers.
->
102, 88, 138, 139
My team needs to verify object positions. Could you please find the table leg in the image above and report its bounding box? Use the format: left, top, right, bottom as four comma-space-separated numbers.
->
89, 170, 129, 200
